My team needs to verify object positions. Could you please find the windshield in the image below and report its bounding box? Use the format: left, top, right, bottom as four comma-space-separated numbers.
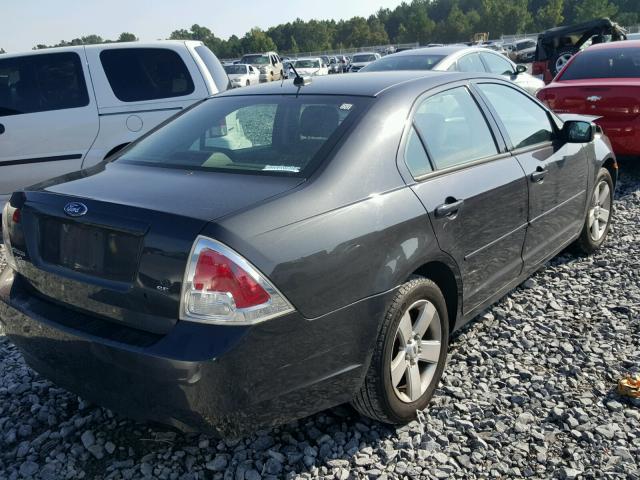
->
516, 41, 536, 51
241, 55, 269, 65
353, 54, 377, 63
224, 65, 247, 75
560, 49, 640, 80
294, 59, 320, 68
117, 95, 369, 177
360, 54, 445, 72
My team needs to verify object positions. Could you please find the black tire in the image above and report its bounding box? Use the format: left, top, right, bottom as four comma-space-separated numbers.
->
352, 277, 449, 424
550, 46, 578, 75
574, 167, 614, 254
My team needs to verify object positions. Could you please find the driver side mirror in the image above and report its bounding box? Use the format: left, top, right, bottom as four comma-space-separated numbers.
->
564, 120, 595, 143
515, 64, 528, 74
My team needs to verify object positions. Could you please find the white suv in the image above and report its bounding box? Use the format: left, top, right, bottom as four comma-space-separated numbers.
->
0, 41, 229, 211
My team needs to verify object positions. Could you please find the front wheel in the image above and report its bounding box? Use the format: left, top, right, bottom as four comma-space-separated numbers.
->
574, 167, 614, 254
351, 277, 449, 424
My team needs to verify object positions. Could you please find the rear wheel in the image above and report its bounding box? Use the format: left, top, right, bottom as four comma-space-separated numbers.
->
574, 167, 614, 254
551, 46, 578, 75
352, 277, 449, 424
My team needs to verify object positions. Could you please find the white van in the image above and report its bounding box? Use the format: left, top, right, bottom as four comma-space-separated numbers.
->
0, 41, 229, 210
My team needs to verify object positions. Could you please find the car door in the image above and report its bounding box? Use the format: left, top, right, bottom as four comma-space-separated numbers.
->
403, 84, 528, 314
475, 82, 589, 270
0, 50, 99, 200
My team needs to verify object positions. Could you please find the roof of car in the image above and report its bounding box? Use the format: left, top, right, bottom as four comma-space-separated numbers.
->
2, 40, 205, 57
216, 71, 473, 98
393, 45, 468, 56
585, 39, 640, 51
539, 18, 623, 39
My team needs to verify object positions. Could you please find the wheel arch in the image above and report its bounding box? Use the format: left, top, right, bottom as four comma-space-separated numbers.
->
411, 260, 462, 335
602, 157, 618, 188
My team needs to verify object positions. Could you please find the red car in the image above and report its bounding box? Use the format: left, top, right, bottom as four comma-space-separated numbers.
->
537, 41, 640, 157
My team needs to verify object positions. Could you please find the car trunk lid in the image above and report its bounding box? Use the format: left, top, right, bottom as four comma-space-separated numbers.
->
539, 80, 640, 120
8, 163, 303, 334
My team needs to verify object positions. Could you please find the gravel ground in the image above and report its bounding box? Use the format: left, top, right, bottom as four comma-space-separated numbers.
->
1, 164, 639, 480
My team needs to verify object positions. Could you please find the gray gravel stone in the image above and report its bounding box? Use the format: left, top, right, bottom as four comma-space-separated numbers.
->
2, 167, 640, 479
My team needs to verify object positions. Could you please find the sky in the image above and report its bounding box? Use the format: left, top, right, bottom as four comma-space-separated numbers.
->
1, 0, 406, 53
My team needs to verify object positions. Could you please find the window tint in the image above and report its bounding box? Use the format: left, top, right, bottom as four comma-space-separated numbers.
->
195, 46, 230, 92
414, 87, 497, 169
100, 48, 195, 102
560, 49, 640, 80
360, 54, 445, 72
0, 52, 89, 117
478, 83, 554, 149
404, 127, 433, 177
481, 52, 514, 75
456, 53, 486, 73
118, 95, 367, 177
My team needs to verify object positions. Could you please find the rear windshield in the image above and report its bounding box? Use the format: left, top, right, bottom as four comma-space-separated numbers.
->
560, 48, 640, 80
194, 45, 230, 92
224, 65, 247, 74
117, 95, 369, 177
361, 54, 445, 72
294, 59, 320, 68
353, 54, 377, 63
241, 55, 269, 65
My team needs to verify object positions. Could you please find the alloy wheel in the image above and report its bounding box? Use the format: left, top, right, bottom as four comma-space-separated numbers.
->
588, 179, 611, 242
390, 299, 442, 403
555, 53, 573, 73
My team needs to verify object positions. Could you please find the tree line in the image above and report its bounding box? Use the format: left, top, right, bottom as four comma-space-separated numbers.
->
3, 0, 637, 57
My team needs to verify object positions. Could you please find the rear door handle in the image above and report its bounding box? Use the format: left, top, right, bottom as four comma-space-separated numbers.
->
530, 167, 548, 182
435, 198, 464, 218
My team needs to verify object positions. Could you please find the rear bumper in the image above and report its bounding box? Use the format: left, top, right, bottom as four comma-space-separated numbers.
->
597, 118, 640, 156
0, 268, 391, 436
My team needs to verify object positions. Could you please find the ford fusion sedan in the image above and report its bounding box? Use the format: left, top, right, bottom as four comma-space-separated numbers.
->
537, 41, 640, 158
0, 72, 616, 436
361, 46, 544, 95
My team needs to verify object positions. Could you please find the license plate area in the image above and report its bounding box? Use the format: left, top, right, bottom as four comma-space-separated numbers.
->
39, 217, 141, 283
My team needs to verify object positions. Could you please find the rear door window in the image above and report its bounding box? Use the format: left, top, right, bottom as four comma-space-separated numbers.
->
413, 87, 497, 170
481, 52, 514, 75
100, 48, 195, 102
478, 83, 554, 149
0, 52, 89, 117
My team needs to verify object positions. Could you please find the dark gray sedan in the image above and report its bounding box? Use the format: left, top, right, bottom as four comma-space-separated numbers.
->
0, 72, 616, 436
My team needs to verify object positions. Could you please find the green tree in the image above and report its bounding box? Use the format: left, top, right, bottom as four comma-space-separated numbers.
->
481, 0, 532, 36
536, 0, 564, 30
117, 32, 138, 42
241, 28, 277, 53
574, 0, 618, 22
289, 35, 299, 54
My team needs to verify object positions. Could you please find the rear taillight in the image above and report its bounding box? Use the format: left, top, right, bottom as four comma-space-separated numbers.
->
2, 203, 18, 270
532, 61, 546, 76
180, 236, 294, 325
537, 90, 556, 109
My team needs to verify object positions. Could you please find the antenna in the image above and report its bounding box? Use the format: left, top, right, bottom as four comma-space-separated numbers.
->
289, 62, 312, 87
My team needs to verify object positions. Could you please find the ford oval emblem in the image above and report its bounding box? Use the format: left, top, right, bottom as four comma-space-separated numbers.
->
64, 202, 88, 217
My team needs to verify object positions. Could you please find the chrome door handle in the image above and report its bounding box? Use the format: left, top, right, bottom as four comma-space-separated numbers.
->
530, 167, 548, 182
435, 198, 464, 218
